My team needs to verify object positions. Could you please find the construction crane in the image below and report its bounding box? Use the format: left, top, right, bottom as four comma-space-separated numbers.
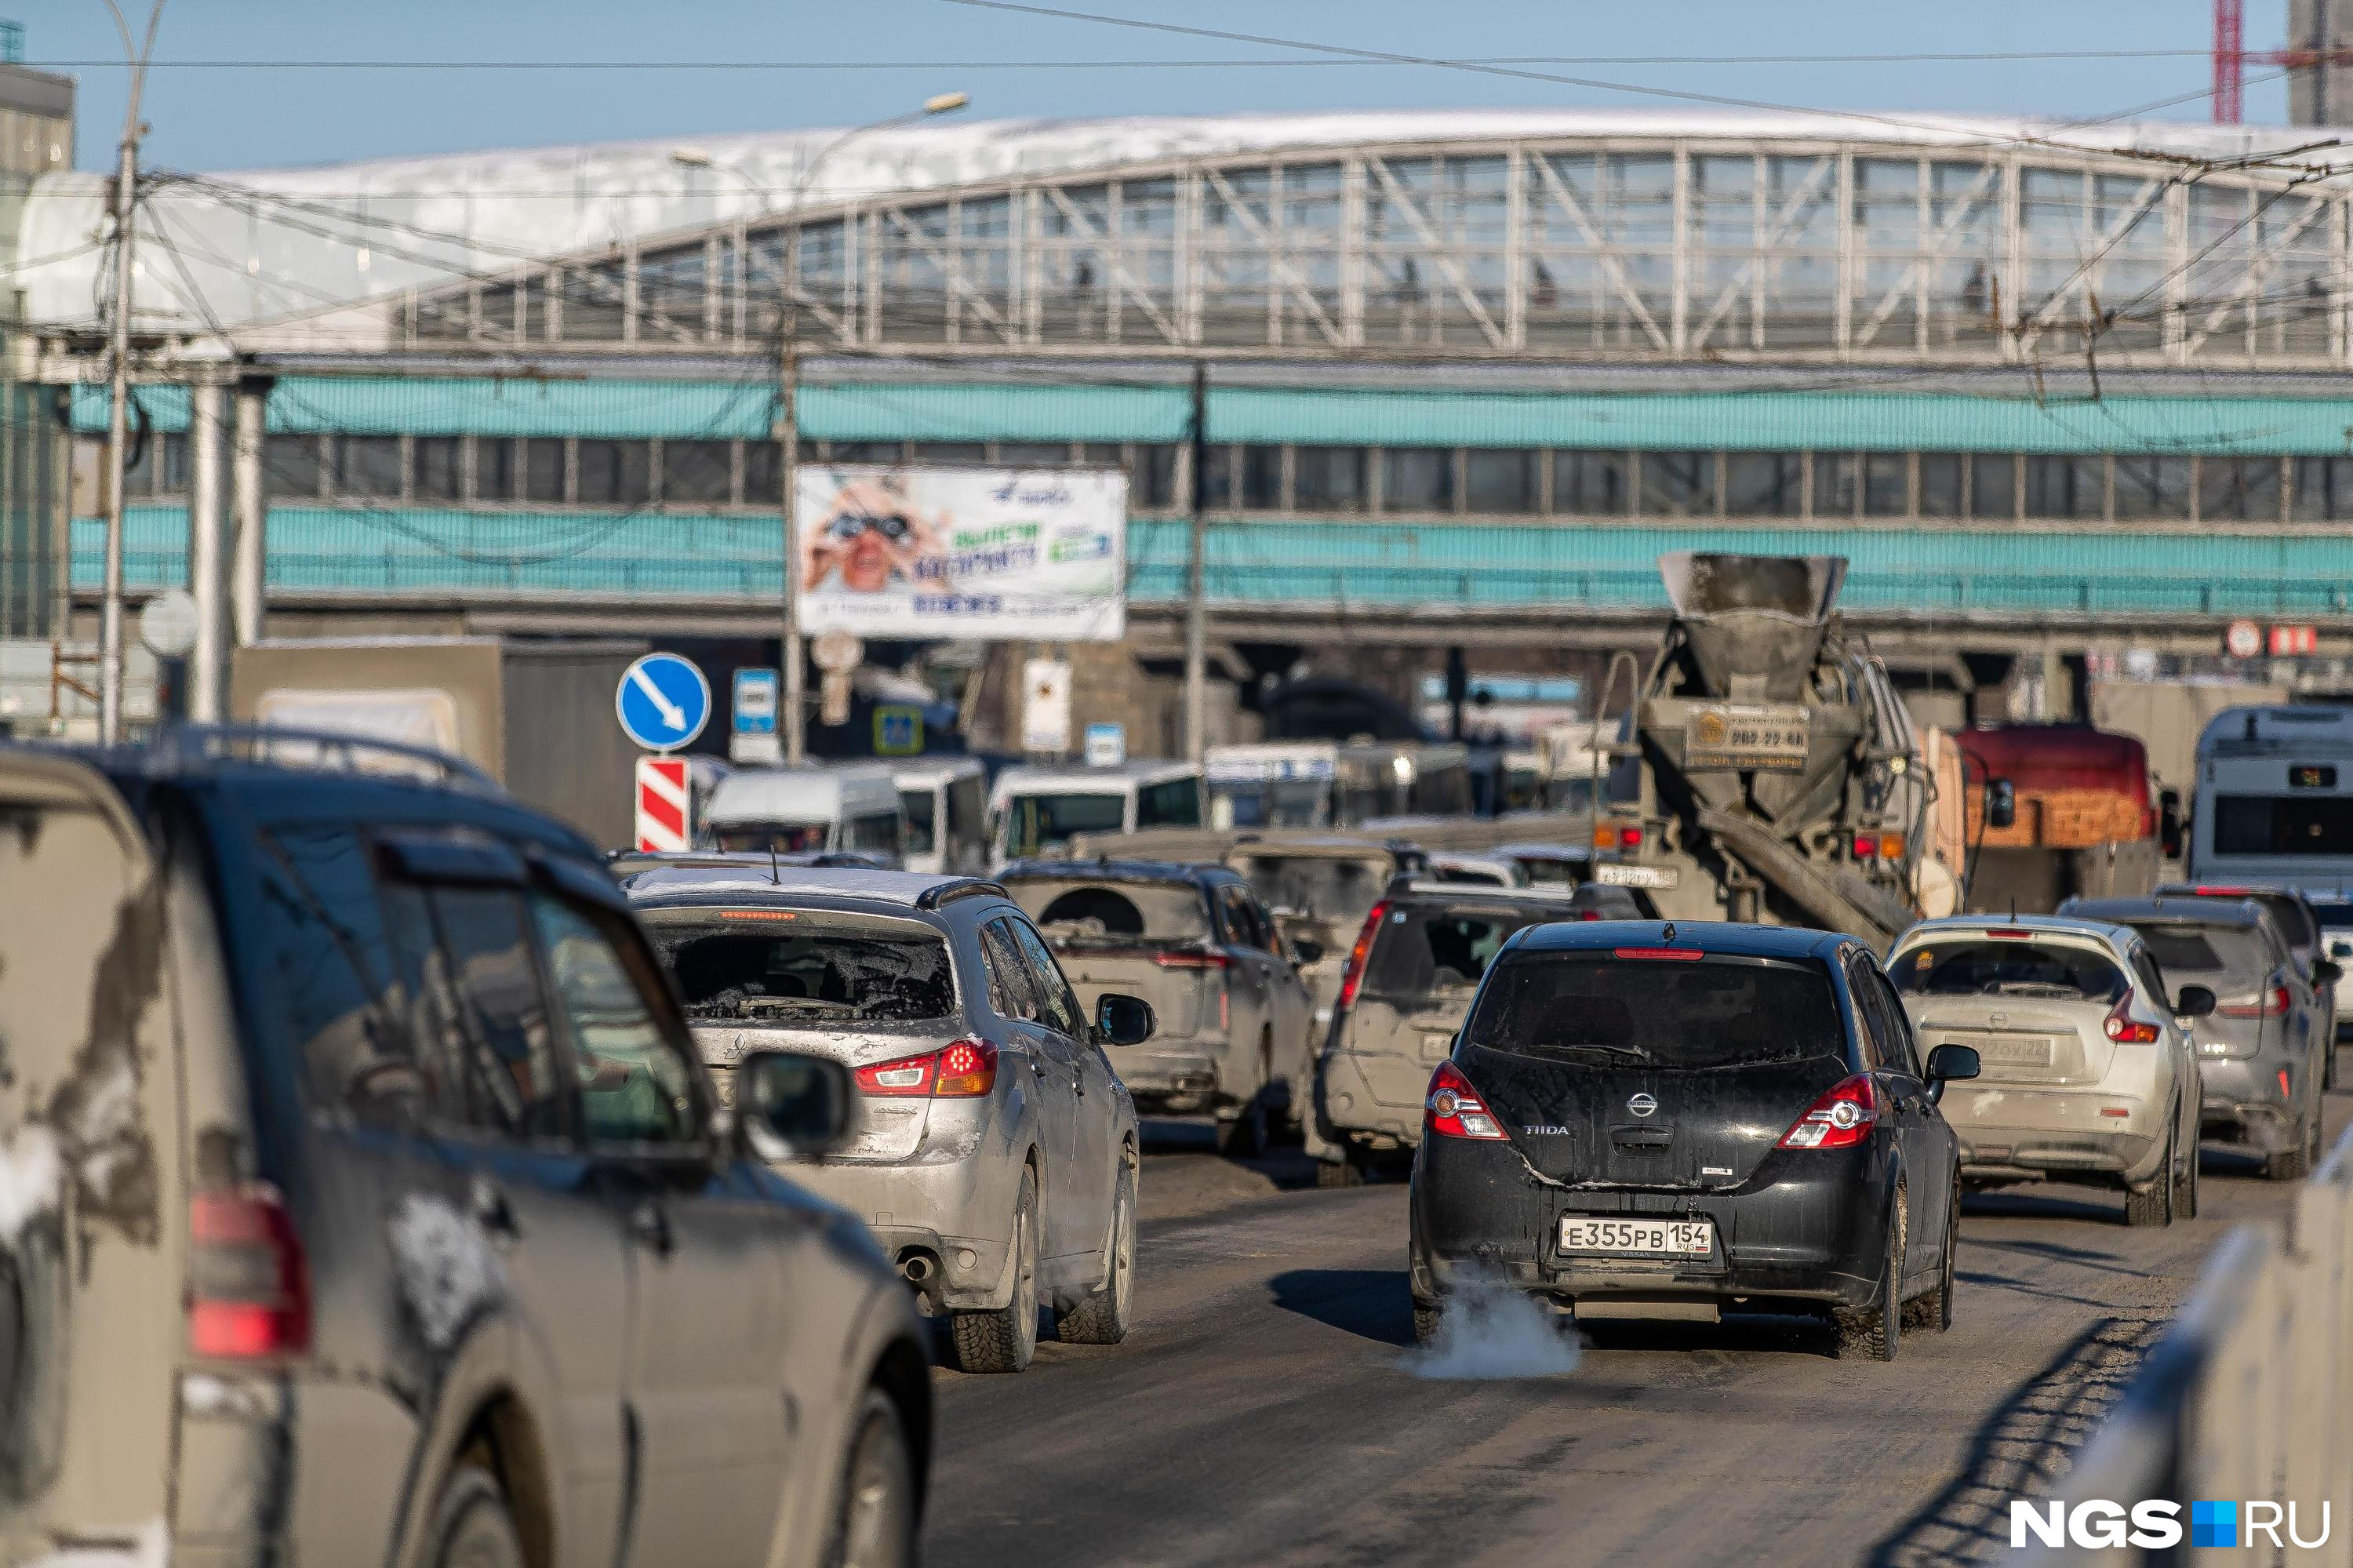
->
2214, 0, 2353, 123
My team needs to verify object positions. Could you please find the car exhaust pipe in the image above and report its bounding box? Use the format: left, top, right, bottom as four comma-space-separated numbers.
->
900, 1253, 934, 1286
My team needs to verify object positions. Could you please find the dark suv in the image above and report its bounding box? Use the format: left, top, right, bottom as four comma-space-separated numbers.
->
0, 735, 929, 1568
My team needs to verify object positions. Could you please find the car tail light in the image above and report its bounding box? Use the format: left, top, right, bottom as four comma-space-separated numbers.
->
2104, 996, 2162, 1043
1613, 947, 1703, 961
1984, 928, 2038, 940
189, 1184, 311, 1359
1878, 831, 1907, 860
1153, 951, 1231, 970
1620, 825, 1643, 849
1852, 833, 1879, 860
2219, 985, 2292, 1020
1777, 1075, 1879, 1150
1424, 1060, 1507, 1141
1335, 899, 1391, 1014
1591, 822, 1644, 849
2195, 886, 2253, 897
856, 1039, 998, 1098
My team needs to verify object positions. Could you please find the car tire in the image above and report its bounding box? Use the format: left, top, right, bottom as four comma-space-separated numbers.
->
1904, 1182, 1958, 1333
2125, 1120, 2175, 1227
1413, 1302, 1443, 1345
2265, 1112, 2318, 1182
2326, 1039, 2339, 1093
1057, 1159, 1135, 1345
1836, 1206, 1902, 1362
951, 1168, 1039, 1373
1314, 1155, 1365, 1189
2174, 1119, 2202, 1220
1218, 1096, 1268, 1159
823, 1388, 918, 1568
427, 1461, 525, 1568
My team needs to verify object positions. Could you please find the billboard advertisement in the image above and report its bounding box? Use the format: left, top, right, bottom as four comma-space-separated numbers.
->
794, 465, 1127, 641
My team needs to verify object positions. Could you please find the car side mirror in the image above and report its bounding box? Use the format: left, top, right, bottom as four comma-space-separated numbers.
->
1292, 940, 1325, 966
735, 1050, 853, 1160
2158, 788, 2184, 860
2314, 959, 2344, 988
1926, 1043, 1981, 1084
1093, 992, 1156, 1046
2174, 984, 2218, 1020
1983, 778, 2017, 831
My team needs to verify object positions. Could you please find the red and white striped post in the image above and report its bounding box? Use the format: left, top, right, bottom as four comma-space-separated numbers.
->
635, 756, 692, 852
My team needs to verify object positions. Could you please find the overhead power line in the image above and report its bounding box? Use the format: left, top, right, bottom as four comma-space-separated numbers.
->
29, 48, 2227, 70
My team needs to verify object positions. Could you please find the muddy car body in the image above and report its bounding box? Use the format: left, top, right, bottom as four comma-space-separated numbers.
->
1216, 835, 1423, 1035
1409, 921, 1977, 1358
2150, 882, 2340, 1078
1311, 880, 1587, 1182
620, 863, 1148, 1374
1887, 915, 2205, 1224
2060, 894, 2332, 1179
0, 736, 930, 1568
998, 859, 1315, 1155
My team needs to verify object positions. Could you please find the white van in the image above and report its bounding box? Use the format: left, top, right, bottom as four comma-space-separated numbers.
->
893, 755, 990, 875
2191, 705, 2353, 890
1206, 741, 1339, 829
989, 760, 1205, 865
702, 763, 906, 865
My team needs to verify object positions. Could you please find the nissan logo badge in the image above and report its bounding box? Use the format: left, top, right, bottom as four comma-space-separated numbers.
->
1627, 1093, 1658, 1118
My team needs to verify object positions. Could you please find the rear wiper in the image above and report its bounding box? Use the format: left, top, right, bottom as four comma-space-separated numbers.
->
1546, 1043, 1653, 1061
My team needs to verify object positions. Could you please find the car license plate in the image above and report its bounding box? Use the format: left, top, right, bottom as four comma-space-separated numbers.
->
1594, 862, 1679, 890
1685, 701, 1810, 772
1558, 1216, 1715, 1257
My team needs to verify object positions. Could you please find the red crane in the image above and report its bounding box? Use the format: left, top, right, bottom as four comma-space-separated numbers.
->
2214, 0, 2353, 123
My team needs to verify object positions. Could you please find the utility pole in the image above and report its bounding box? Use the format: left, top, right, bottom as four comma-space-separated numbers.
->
780, 332, 805, 766
186, 374, 227, 722
1182, 361, 1210, 762
96, 0, 169, 744
230, 375, 271, 647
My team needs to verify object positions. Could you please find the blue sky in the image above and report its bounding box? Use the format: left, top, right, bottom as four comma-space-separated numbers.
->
30, 0, 2279, 173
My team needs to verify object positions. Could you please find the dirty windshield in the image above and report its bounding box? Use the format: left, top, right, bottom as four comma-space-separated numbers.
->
1006, 879, 1210, 945
1890, 940, 2126, 1003
1363, 904, 1560, 1001
711, 821, 828, 854
1003, 792, 1126, 857
649, 913, 955, 1023
2124, 923, 2268, 980
1467, 953, 1844, 1069
1235, 854, 1389, 926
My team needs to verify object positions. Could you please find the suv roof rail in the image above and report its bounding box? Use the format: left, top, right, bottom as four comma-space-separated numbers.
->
144, 724, 501, 792
1390, 876, 1581, 900
917, 878, 1008, 910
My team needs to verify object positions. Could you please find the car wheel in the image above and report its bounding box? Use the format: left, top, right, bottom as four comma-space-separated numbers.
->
427, 1461, 525, 1568
2265, 1112, 2318, 1182
1057, 1158, 1135, 1345
2174, 1119, 2202, 1220
951, 1168, 1039, 1373
2125, 1119, 2175, 1227
1904, 1182, 1958, 1333
1836, 1205, 1902, 1362
1218, 1096, 1268, 1159
824, 1388, 918, 1568
1413, 1302, 1443, 1344
2326, 1039, 2339, 1093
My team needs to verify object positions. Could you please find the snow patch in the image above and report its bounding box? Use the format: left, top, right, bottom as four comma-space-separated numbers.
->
22, 1519, 165, 1568
1408, 1275, 1584, 1381
386, 1193, 509, 1352
0, 1124, 63, 1243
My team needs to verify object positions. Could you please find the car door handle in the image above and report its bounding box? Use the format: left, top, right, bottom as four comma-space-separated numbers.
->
470, 1176, 518, 1241
629, 1199, 673, 1257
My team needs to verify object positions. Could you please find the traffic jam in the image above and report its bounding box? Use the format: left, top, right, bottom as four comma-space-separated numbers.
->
9, 547, 2344, 1566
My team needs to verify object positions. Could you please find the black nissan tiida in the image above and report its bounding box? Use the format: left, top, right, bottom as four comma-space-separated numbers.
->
1408, 921, 1980, 1360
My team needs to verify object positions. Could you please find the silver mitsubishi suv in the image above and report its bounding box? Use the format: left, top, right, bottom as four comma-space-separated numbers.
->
620, 859, 1156, 1375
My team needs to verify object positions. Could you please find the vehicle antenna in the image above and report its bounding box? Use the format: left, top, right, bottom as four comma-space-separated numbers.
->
2009, 897, 2017, 921
769, 843, 780, 885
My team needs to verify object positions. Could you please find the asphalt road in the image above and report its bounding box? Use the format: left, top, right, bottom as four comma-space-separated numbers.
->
922, 1099, 2349, 1568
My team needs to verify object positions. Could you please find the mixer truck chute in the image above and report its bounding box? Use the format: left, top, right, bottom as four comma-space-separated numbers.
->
1598, 551, 1929, 944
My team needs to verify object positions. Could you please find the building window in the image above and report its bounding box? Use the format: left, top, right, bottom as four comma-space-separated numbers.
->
518, 438, 566, 504
1198, 446, 1235, 509
1863, 453, 1908, 517
2200, 456, 2282, 522
1918, 454, 1964, 518
1969, 453, 2017, 521
2293, 456, 2353, 522
1726, 452, 1803, 517
911, 442, 987, 465
662, 439, 734, 505
412, 437, 463, 504
998, 442, 1073, 467
1241, 446, 1284, 510
575, 440, 651, 506
1381, 448, 1456, 513
1465, 449, 1540, 514
1552, 451, 1629, 515
158, 434, 190, 496
1293, 446, 1367, 511
334, 435, 404, 500
2025, 455, 2104, 520
265, 434, 327, 500
1638, 451, 1718, 518
1814, 453, 1859, 518
2112, 455, 2192, 520
1135, 446, 1180, 508
743, 442, 782, 507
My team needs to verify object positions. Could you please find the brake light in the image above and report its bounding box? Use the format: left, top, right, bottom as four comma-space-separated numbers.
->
189, 1184, 311, 1359
1591, 823, 1643, 849
855, 1039, 1000, 1098
1335, 900, 1391, 1013
1153, 951, 1231, 970
2195, 886, 2253, 897
2104, 995, 2162, 1044
1984, 928, 2038, 940
1620, 826, 1643, 849
1777, 1075, 1879, 1150
1852, 833, 1879, 860
2219, 985, 2292, 1020
719, 909, 798, 922
1424, 1060, 1507, 1141
1613, 947, 1703, 961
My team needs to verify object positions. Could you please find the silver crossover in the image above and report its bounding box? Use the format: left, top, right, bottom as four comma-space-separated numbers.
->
624, 861, 1151, 1373
1889, 914, 2205, 1222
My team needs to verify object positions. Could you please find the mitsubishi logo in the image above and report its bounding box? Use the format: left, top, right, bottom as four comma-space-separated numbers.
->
1627, 1093, 1658, 1118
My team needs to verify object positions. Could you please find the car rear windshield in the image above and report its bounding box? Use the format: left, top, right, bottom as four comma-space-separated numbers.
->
1889, 939, 2128, 1003
2124, 922, 2268, 980
1363, 904, 1567, 1000
1002, 792, 1126, 857
647, 913, 955, 1023
1466, 952, 1845, 1069
2213, 795, 2353, 858
1234, 854, 1390, 925
1006, 880, 1209, 944
711, 821, 829, 854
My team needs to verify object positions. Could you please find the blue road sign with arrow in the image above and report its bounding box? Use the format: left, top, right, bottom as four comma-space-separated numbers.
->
616, 652, 712, 752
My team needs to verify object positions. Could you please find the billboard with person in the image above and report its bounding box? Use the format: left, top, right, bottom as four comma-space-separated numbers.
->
793, 465, 1127, 640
